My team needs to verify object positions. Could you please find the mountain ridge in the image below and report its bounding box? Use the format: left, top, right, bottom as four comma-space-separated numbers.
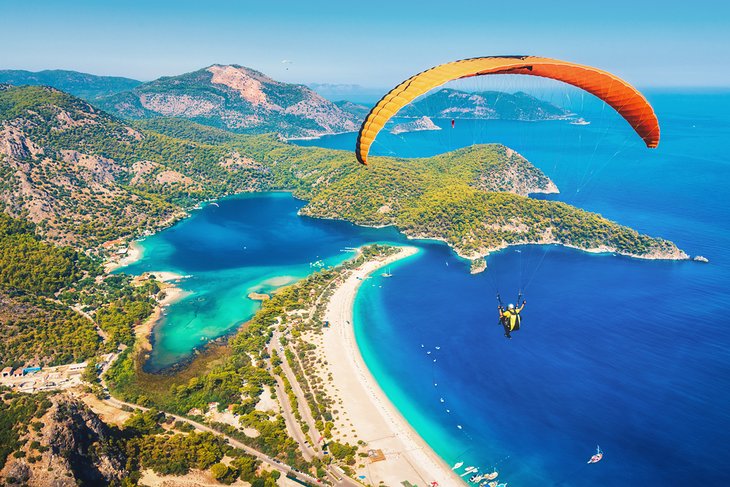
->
400, 88, 573, 121
95, 64, 359, 138
0, 69, 142, 100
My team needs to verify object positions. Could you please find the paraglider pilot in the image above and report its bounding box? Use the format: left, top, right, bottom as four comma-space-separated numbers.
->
498, 294, 525, 339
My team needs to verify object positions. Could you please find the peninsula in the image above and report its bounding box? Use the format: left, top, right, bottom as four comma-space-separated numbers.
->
0, 84, 686, 262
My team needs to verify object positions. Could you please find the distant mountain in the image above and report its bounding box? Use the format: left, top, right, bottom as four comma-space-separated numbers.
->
399, 88, 573, 121
334, 100, 371, 120
0, 69, 141, 100
308, 83, 385, 104
96, 65, 359, 138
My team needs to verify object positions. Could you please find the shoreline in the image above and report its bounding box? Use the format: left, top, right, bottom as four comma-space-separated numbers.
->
319, 245, 467, 486
133, 271, 190, 362
297, 212, 689, 265
104, 240, 145, 273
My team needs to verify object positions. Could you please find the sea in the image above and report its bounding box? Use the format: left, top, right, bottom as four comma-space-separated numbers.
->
120, 90, 730, 486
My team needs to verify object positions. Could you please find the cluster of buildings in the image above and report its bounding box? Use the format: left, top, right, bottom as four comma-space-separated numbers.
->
2, 365, 48, 378
0, 353, 115, 393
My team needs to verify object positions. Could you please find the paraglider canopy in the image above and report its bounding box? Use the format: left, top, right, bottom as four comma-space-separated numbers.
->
355, 55, 660, 165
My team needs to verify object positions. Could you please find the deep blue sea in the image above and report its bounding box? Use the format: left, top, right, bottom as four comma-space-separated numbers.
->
300, 90, 730, 485
121, 90, 730, 485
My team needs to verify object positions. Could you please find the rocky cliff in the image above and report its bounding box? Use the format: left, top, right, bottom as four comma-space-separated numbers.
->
0, 394, 127, 486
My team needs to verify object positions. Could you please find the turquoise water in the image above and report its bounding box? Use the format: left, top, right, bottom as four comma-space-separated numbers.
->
120, 192, 406, 371
302, 91, 730, 486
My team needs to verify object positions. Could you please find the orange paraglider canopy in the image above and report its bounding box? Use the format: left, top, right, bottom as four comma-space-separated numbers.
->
356, 55, 660, 165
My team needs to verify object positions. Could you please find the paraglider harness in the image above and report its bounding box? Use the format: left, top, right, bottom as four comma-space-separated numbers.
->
497, 292, 523, 336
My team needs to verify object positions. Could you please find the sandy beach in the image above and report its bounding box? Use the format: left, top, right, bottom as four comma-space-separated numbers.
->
319, 246, 467, 486
131, 271, 191, 357
104, 241, 145, 273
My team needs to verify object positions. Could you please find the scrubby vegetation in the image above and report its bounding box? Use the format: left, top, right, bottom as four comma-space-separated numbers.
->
0, 391, 52, 470
0, 213, 158, 367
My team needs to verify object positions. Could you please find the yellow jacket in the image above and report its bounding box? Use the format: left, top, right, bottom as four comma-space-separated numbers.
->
501, 303, 524, 331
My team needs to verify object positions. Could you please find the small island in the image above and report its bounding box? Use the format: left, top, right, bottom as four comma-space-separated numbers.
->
470, 257, 487, 274
247, 291, 271, 301
390, 115, 442, 135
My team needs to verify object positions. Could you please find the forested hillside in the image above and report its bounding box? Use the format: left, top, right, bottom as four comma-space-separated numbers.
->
0, 84, 684, 260
0, 213, 158, 367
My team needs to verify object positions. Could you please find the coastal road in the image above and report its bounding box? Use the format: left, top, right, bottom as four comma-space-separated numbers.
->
267, 334, 320, 462
274, 331, 325, 453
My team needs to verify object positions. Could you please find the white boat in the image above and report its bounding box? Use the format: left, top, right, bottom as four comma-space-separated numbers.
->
460, 466, 477, 476
570, 118, 590, 125
452, 461, 464, 470
587, 445, 603, 464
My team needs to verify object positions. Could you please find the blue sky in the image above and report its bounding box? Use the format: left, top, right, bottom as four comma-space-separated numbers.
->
1, 0, 727, 88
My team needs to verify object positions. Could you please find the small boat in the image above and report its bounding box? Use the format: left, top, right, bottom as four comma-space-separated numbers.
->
440, 397, 445, 403
470, 474, 484, 482
381, 267, 393, 277
210, 202, 219, 207
570, 118, 590, 125
587, 445, 603, 464
457, 424, 463, 430
484, 471, 498, 480
452, 461, 464, 470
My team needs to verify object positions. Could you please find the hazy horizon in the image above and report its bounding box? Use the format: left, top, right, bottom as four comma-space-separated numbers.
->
2, 0, 728, 89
